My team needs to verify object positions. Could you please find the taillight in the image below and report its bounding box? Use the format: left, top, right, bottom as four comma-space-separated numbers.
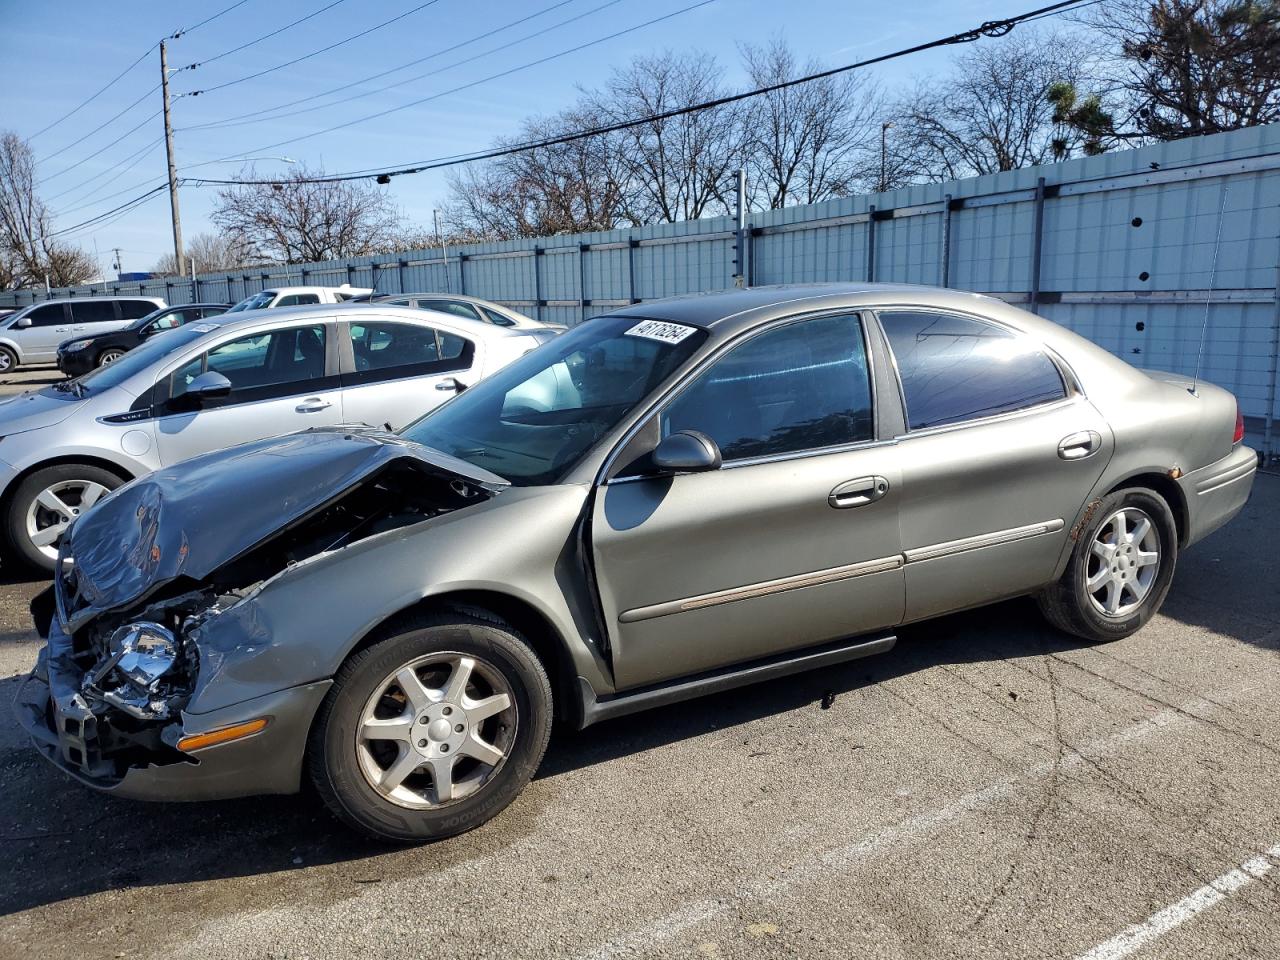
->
1233, 405, 1245, 444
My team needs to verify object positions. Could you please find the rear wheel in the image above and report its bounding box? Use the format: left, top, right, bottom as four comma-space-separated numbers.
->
97, 348, 126, 366
308, 611, 552, 842
0, 347, 16, 375
1037, 487, 1178, 642
5, 464, 124, 571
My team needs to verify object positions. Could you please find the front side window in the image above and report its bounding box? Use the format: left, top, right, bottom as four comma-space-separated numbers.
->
880, 311, 1066, 430
227, 291, 275, 313
170, 324, 327, 400
25, 304, 67, 327
662, 313, 874, 461
403, 315, 706, 485
276, 293, 320, 306
345, 320, 473, 381
71, 302, 118, 324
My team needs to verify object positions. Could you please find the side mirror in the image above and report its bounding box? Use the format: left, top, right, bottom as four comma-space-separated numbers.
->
183, 371, 232, 402
14, 317, 31, 329
652, 430, 722, 474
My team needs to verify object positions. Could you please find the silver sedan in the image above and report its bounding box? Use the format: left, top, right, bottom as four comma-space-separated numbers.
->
19, 283, 1257, 842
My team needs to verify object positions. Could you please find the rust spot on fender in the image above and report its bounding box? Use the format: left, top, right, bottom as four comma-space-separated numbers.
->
1071, 498, 1104, 542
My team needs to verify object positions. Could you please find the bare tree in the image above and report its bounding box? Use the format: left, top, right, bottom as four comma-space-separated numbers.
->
1076, 0, 1280, 141
151, 231, 251, 275
210, 166, 405, 264
582, 52, 745, 223
444, 107, 626, 240
0, 131, 97, 289
888, 30, 1102, 182
739, 39, 882, 207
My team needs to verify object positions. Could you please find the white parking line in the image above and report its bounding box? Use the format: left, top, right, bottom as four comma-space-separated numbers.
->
1074, 844, 1280, 960
578, 684, 1252, 960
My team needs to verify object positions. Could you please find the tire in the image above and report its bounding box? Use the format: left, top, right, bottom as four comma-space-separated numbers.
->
308, 610, 553, 842
97, 348, 126, 367
1036, 487, 1178, 642
5, 463, 125, 572
0, 346, 16, 375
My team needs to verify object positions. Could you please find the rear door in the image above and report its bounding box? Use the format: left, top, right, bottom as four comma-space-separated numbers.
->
591, 311, 905, 690
68, 301, 125, 341
877, 308, 1113, 621
153, 321, 342, 465
338, 316, 479, 430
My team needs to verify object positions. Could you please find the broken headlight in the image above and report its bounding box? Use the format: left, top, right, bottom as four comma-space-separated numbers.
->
112, 621, 179, 689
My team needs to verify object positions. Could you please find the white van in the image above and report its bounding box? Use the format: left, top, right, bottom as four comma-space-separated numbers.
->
0, 296, 166, 371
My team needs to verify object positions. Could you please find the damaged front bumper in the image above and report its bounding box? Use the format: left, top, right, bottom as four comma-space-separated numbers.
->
14, 627, 331, 802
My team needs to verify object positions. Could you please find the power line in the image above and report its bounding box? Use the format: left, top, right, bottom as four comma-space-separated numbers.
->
38, 83, 162, 166
185, 0, 719, 167
183, 0, 587, 131
174, 0, 350, 74
27, 44, 157, 141
187, 0, 1098, 188
43, 184, 170, 241
182, 0, 443, 97
171, 0, 257, 38
45, 137, 164, 206
39, 109, 163, 184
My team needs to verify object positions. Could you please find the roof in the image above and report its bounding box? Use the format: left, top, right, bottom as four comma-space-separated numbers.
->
194, 301, 530, 339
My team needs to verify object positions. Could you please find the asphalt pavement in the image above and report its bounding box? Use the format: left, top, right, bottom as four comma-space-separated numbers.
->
0, 366, 1277, 960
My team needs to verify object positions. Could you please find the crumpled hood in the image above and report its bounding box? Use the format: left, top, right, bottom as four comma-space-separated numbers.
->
0, 388, 82, 436
58, 426, 508, 629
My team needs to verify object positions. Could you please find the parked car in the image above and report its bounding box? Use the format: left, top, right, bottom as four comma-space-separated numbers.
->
0, 296, 166, 372
371, 293, 566, 333
0, 303, 541, 570
56, 302, 232, 376
226, 285, 372, 312
18, 284, 1256, 842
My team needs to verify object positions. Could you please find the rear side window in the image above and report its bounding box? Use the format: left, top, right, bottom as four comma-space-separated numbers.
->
417, 299, 482, 322
119, 300, 157, 320
345, 320, 474, 382
275, 293, 321, 306
70, 302, 118, 324
880, 311, 1066, 430
663, 313, 873, 461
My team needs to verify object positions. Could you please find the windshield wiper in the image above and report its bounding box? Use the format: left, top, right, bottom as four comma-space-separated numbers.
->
53, 380, 85, 398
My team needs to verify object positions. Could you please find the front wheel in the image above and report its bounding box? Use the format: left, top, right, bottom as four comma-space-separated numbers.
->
1036, 487, 1178, 642
5, 464, 124, 571
97, 348, 126, 366
308, 611, 553, 842
0, 346, 17, 375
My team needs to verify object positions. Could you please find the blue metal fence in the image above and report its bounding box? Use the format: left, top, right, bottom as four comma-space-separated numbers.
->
5, 124, 1279, 457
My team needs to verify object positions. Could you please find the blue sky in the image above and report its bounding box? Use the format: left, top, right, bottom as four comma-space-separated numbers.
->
4, 0, 1005, 275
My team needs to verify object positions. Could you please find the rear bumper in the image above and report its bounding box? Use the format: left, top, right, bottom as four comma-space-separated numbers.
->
14, 644, 331, 802
1179, 444, 1258, 547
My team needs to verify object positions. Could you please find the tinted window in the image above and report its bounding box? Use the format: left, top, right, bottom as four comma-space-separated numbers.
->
346, 320, 473, 379
26, 304, 67, 327
228, 291, 275, 313
480, 307, 516, 327
880, 311, 1066, 430
418, 299, 482, 322
119, 300, 157, 320
70, 302, 118, 324
276, 293, 320, 306
75, 325, 212, 394
171, 325, 327, 399
663, 314, 873, 461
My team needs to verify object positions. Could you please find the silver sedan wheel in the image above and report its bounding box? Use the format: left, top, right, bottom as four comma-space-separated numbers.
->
356, 652, 516, 809
98, 349, 125, 366
25, 479, 110, 562
0, 352, 11, 373
1086, 507, 1161, 618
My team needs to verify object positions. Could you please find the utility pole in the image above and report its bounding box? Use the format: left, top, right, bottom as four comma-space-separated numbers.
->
111, 247, 123, 278
433, 209, 451, 293
733, 168, 749, 288
160, 40, 184, 274
879, 121, 894, 194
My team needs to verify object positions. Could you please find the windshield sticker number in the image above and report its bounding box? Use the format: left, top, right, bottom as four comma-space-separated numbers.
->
624, 320, 696, 345
189, 323, 218, 333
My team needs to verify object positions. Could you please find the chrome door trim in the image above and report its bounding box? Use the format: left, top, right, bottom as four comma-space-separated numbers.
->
903, 518, 1065, 563
618, 555, 904, 624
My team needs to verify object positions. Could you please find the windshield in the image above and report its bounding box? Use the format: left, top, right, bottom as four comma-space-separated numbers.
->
228, 291, 275, 313
69, 324, 214, 395
402, 315, 706, 486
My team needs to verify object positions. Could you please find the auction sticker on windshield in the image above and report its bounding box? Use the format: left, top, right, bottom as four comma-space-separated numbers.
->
190, 323, 219, 333
624, 320, 697, 344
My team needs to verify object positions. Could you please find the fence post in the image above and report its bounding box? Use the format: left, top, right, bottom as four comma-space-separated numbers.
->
457, 255, 467, 295
866, 205, 876, 282
1264, 252, 1280, 464
579, 243, 589, 326
533, 247, 544, 323
941, 194, 953, 288
733, 168, 749, 288
1029, 177, 1046, 314
628, 237, 640, 303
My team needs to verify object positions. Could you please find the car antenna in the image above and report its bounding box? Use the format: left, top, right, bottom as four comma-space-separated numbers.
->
1190, 183, 1229, 397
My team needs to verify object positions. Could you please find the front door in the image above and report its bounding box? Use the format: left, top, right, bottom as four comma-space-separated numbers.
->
16, 303, 73, 361
339, 317, 479, 431
592, 312, 905, 690
154, 322, 342, 466
876, 309, 1113, 621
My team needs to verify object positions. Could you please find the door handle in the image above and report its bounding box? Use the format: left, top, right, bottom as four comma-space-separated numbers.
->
296, 398, 333, 413
828, 476, 890, 509
1058, 430, 1101, 460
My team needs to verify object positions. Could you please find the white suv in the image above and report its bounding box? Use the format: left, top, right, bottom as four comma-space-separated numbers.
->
0, 303, 541, 570
0, 296, 166, 371
226, 285, 372, 312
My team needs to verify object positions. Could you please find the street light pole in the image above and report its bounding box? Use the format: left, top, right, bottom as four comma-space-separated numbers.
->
879, 121, 894, 193
160, 40, 183, 274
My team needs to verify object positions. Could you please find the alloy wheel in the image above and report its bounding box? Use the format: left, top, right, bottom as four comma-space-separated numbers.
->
24, 479, 110, 561
1085, 507, 1161, 618
0, 352, 10, 373
99, 349, 125, 366
355, 652, 517, 809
